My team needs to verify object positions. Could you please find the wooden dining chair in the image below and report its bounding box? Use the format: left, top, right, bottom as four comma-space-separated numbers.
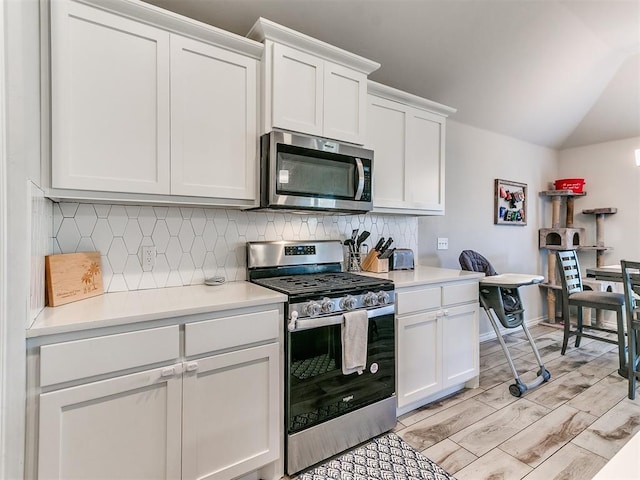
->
621, 260, 640, 399
556, 250, 626, 375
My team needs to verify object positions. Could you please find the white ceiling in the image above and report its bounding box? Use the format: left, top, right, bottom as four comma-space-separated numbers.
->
143, 0, 640, 150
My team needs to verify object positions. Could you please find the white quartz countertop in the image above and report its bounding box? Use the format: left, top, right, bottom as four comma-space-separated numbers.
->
29, 267, 481, 338
28, 282, 287, 338
360, 265, 484, 288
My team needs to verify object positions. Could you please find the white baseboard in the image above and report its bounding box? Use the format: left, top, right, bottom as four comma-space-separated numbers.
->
479, 315, 546, 343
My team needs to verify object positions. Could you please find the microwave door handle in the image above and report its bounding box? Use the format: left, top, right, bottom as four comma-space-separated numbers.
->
354, 158, 365, 200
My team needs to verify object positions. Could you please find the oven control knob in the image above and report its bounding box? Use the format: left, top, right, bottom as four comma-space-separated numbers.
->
320, 297, 335, 313
363, 292, 378, 307
304, 301, 322, 317
340, 295, 357, 311
377, 291, 391, 305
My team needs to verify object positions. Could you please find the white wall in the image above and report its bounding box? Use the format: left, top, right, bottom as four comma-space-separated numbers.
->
0, 1, 7, 475
418, 120, 558, 336
558, 136, 640, 271
2, 0, 42, 477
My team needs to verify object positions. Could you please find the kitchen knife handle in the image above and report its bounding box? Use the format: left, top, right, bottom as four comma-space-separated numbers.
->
379, 237, 393, 254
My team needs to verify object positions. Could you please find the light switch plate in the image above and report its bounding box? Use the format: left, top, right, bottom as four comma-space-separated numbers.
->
437, 237, 448, 250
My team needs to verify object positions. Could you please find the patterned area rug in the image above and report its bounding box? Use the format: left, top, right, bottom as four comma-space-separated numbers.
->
298, 432, 457, 480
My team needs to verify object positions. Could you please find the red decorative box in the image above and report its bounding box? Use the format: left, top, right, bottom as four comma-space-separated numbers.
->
554, 178, 585, 193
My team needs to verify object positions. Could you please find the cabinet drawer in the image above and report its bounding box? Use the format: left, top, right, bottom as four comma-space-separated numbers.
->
185, 309, 280, 357
40, 325, 179, 387
397, 287, 441, 315
442, 282, 478, 306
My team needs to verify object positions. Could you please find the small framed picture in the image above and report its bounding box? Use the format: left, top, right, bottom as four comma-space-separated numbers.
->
494, 179, 527, 226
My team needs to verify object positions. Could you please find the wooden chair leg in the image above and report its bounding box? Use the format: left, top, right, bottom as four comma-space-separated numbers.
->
575, 307, 583, 348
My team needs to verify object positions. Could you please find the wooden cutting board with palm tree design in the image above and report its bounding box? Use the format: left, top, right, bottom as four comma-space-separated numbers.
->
45, 252, 103, 306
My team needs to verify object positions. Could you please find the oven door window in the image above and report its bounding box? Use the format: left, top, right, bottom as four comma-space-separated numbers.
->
287, 314, 395, 435
276, 145, 356, 199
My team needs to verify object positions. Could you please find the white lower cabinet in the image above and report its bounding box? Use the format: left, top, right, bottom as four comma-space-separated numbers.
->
32, 308, 283, 480
397, 309, 441, 406
442, 303, 480, 388
396, 280, 479, 413
38, 366, 183, 479
182, 344, 280, 480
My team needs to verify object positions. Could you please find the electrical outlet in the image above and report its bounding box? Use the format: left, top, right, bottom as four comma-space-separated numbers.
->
437, 237, 449, 250
141, 246, 156, 271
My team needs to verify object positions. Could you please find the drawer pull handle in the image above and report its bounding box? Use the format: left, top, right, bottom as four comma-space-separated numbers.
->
186, 362, 198, 372
161, 367, 176, 377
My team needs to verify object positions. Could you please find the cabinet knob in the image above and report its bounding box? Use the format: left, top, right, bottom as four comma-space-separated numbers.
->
186, 362, 198, 372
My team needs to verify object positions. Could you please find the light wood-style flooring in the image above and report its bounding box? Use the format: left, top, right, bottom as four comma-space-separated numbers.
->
394, 324, 640, 480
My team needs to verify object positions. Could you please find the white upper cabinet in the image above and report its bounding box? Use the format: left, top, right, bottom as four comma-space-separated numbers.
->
323, 63, 368, 144
367, 81, 456, 215
248, 18, 379, 145
170, 35, 257, 200
271, 43, 324, 136
50, 0, 262, 207
51, 0, 171, 194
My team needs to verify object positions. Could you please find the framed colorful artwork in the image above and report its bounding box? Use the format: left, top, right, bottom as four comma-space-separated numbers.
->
494, 179, 527, 226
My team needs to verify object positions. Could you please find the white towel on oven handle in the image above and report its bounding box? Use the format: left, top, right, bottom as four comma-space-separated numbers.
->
342, 310, 369, 375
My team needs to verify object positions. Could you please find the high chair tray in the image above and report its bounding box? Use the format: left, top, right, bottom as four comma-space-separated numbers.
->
480, 273, 545, 288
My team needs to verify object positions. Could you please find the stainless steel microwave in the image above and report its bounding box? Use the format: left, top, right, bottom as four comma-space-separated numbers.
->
259, 130, 373, 213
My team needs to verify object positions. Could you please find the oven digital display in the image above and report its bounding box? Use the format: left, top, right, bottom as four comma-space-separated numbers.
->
285, 245, 316, 256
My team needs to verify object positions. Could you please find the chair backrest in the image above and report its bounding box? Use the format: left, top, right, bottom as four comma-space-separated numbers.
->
459, 250, 498, 276
556, 250, 583, 295
621, 260, 640, 322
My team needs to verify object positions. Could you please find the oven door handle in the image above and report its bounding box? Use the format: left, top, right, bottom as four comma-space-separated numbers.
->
288, 304, 395, 332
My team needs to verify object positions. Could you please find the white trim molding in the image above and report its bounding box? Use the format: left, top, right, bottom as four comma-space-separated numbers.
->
0, 0, 9, 473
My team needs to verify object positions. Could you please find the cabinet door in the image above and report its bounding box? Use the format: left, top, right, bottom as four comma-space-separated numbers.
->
272, 43, 324, 136
367, 95, 408, 209
367, 93, 446, 214
182, 343, 280, 480
324, 63, 367, 144
38, 366, 182, 479
442, 303, 480, 388
51, 1, 170, 194
397, 310, 441, 409
170, 35, 258, 200
406, 109, 445, 212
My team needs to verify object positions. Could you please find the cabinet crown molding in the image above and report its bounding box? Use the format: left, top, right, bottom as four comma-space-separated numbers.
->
368, 80, 457, 117
247, 17, 380, 74
74, 0, 264, 59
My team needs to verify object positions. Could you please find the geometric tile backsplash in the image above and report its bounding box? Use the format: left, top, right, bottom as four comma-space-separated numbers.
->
50, 201, 418, 293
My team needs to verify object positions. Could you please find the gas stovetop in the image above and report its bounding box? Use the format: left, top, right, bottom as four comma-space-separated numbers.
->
251, 271, 391, 296
247, 240, 395, 318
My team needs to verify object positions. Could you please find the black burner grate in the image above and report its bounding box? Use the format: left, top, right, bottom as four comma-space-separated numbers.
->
252, 272, 390, 295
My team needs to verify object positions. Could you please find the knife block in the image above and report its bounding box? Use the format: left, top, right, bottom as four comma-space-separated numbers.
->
361, 251, 389, 273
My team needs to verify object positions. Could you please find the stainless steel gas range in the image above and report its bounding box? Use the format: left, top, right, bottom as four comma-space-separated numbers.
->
247, 240, 396, 475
